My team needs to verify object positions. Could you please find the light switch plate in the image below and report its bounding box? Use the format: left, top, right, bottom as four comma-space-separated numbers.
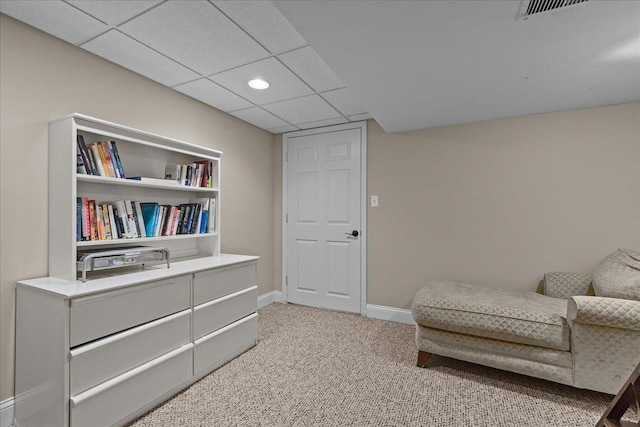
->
371, 195, 379, 207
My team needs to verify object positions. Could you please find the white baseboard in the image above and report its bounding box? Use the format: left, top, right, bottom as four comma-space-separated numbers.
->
366, 304, 415, 325
1, 398, 14, 427
257, 291, 285, 309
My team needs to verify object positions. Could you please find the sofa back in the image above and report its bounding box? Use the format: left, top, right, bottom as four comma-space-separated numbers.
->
593, 248, 640, 301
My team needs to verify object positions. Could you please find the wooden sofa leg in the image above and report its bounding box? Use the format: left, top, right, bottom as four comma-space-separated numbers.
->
417, 350, 432, 368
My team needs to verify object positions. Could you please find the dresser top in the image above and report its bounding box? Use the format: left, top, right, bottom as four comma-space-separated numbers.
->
17, 254, 259, 299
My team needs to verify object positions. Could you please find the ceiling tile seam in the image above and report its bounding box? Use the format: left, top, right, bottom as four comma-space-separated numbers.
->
76, 26, 117, 47
268, 55, 346, 107
315, 92, 353, 123
61, 0, 110, 26
205, 53, 279, 78
233, 105, 297, 129
202, 77, 261, 110
207, 0, 281, 56
273, 44, 312, 58
112, 0, 169, 27
255, 92, 343, 122
318, 89, 368, 117
92, 28, 206, 80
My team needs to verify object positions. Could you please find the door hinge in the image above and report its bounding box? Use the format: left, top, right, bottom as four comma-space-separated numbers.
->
285, 150, 288, 161
286, 275, 288, 286
286, 213, 288, 223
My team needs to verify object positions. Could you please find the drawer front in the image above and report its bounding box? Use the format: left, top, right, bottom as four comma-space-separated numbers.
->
70, 309, 191, 395
193, 262, 257, 306
70, 344, 193, 427
194, 313, 257, 375
194, 286, 257, 340
70, 275, 191, 347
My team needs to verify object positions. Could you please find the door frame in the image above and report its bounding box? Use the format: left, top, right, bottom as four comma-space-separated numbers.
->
281, 121, 367, 316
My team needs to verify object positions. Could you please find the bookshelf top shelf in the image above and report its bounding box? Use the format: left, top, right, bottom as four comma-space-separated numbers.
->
77, 174, 219, 193
54, 113, 222, 157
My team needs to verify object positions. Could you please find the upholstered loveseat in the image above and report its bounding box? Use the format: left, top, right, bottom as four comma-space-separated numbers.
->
411, 249, 640, 394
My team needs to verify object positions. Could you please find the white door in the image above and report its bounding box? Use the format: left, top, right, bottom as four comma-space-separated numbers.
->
285, 124, 364, 313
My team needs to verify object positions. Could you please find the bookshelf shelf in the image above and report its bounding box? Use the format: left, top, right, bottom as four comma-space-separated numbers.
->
77, 174, 220, 193
77, 232, 219, 247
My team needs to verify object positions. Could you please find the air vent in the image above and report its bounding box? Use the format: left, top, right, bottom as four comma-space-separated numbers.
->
519, 0, 589, 19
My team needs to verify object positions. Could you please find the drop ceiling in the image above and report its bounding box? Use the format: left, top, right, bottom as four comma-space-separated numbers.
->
0, 0, 371, 134
1, 1, 638, 134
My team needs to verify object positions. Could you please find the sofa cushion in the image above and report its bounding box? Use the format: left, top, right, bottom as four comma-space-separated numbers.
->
592, 248, 640, 301
412, 281, 570, 351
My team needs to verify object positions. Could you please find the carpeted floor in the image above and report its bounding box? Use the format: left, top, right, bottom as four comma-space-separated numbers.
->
129, 303, 636, 427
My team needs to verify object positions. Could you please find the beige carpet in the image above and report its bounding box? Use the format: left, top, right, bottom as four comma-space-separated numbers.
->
129, 303, 636, 427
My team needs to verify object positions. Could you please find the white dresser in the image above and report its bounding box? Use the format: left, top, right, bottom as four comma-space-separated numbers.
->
15, 254, 259, 427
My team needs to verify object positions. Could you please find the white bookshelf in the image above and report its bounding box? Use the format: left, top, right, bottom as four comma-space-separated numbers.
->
15, 114, 259, 427
49, 113, 221, 280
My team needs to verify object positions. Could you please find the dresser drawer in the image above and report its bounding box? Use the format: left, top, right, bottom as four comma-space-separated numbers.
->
70, 275, 191, 347
194, 313, 257, 375
193, 263, 257, 306
194, 286, 257, 340
70, 343, 193, 427
70, 309, 191, 395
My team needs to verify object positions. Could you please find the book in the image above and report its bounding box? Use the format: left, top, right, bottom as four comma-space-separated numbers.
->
76, 146, 87, 175
208, 198, 216, 233
114, 200, 132, 238
77, 135, 96, 175
194, 160, 211, 187
99, 141, 117, 178
88, 143, 106, 176
156, 206, 167, 237
170, 206, 180, 236
190, 203, 201, 234
107, 204, 119, 239
82, 197, 90, 240
140, 202, 160, 237
96, 204, 104, 240
124, 200, 139, 238
134, 201, 147, 238
76, 197, 82, 241
89, 200, 98, 241
111, 141, 126, 178
100, 203, 112, 240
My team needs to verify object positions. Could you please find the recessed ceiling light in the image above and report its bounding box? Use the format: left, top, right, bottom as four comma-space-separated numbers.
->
248, 78, 270, 90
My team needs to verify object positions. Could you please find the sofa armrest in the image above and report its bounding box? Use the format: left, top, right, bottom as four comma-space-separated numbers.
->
567, 296, 640, 331
544, 272, 592, 299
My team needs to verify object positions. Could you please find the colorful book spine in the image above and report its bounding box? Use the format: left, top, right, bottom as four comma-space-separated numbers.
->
89, 200, 98, 240
110, 141, 126, 178
134, 201, 147, 238
88, 143, 106, 176
76, 197, 82, 241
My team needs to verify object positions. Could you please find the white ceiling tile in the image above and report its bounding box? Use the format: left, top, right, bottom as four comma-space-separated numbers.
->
267, 125, 299, 133
262, 95, 341, 125
174, 78, 253, 112
348, 113, 373, 121
322, 88, 367, 116
68, 1, 162, 26
231, 107, 289, 130
213, 1, 307, 54
0, 0, 108, 44
210, 57, 312, 105
297, 117, 349, 130
278, 46, 344, 92
82, 30, 200, 87
119, 0, 269, 75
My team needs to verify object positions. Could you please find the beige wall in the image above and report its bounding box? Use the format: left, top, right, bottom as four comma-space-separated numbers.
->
367, 103, 640, 308
0, 15, 276, 401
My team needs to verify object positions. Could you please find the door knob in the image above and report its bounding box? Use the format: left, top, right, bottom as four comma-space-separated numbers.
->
346, 230, 359, 237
